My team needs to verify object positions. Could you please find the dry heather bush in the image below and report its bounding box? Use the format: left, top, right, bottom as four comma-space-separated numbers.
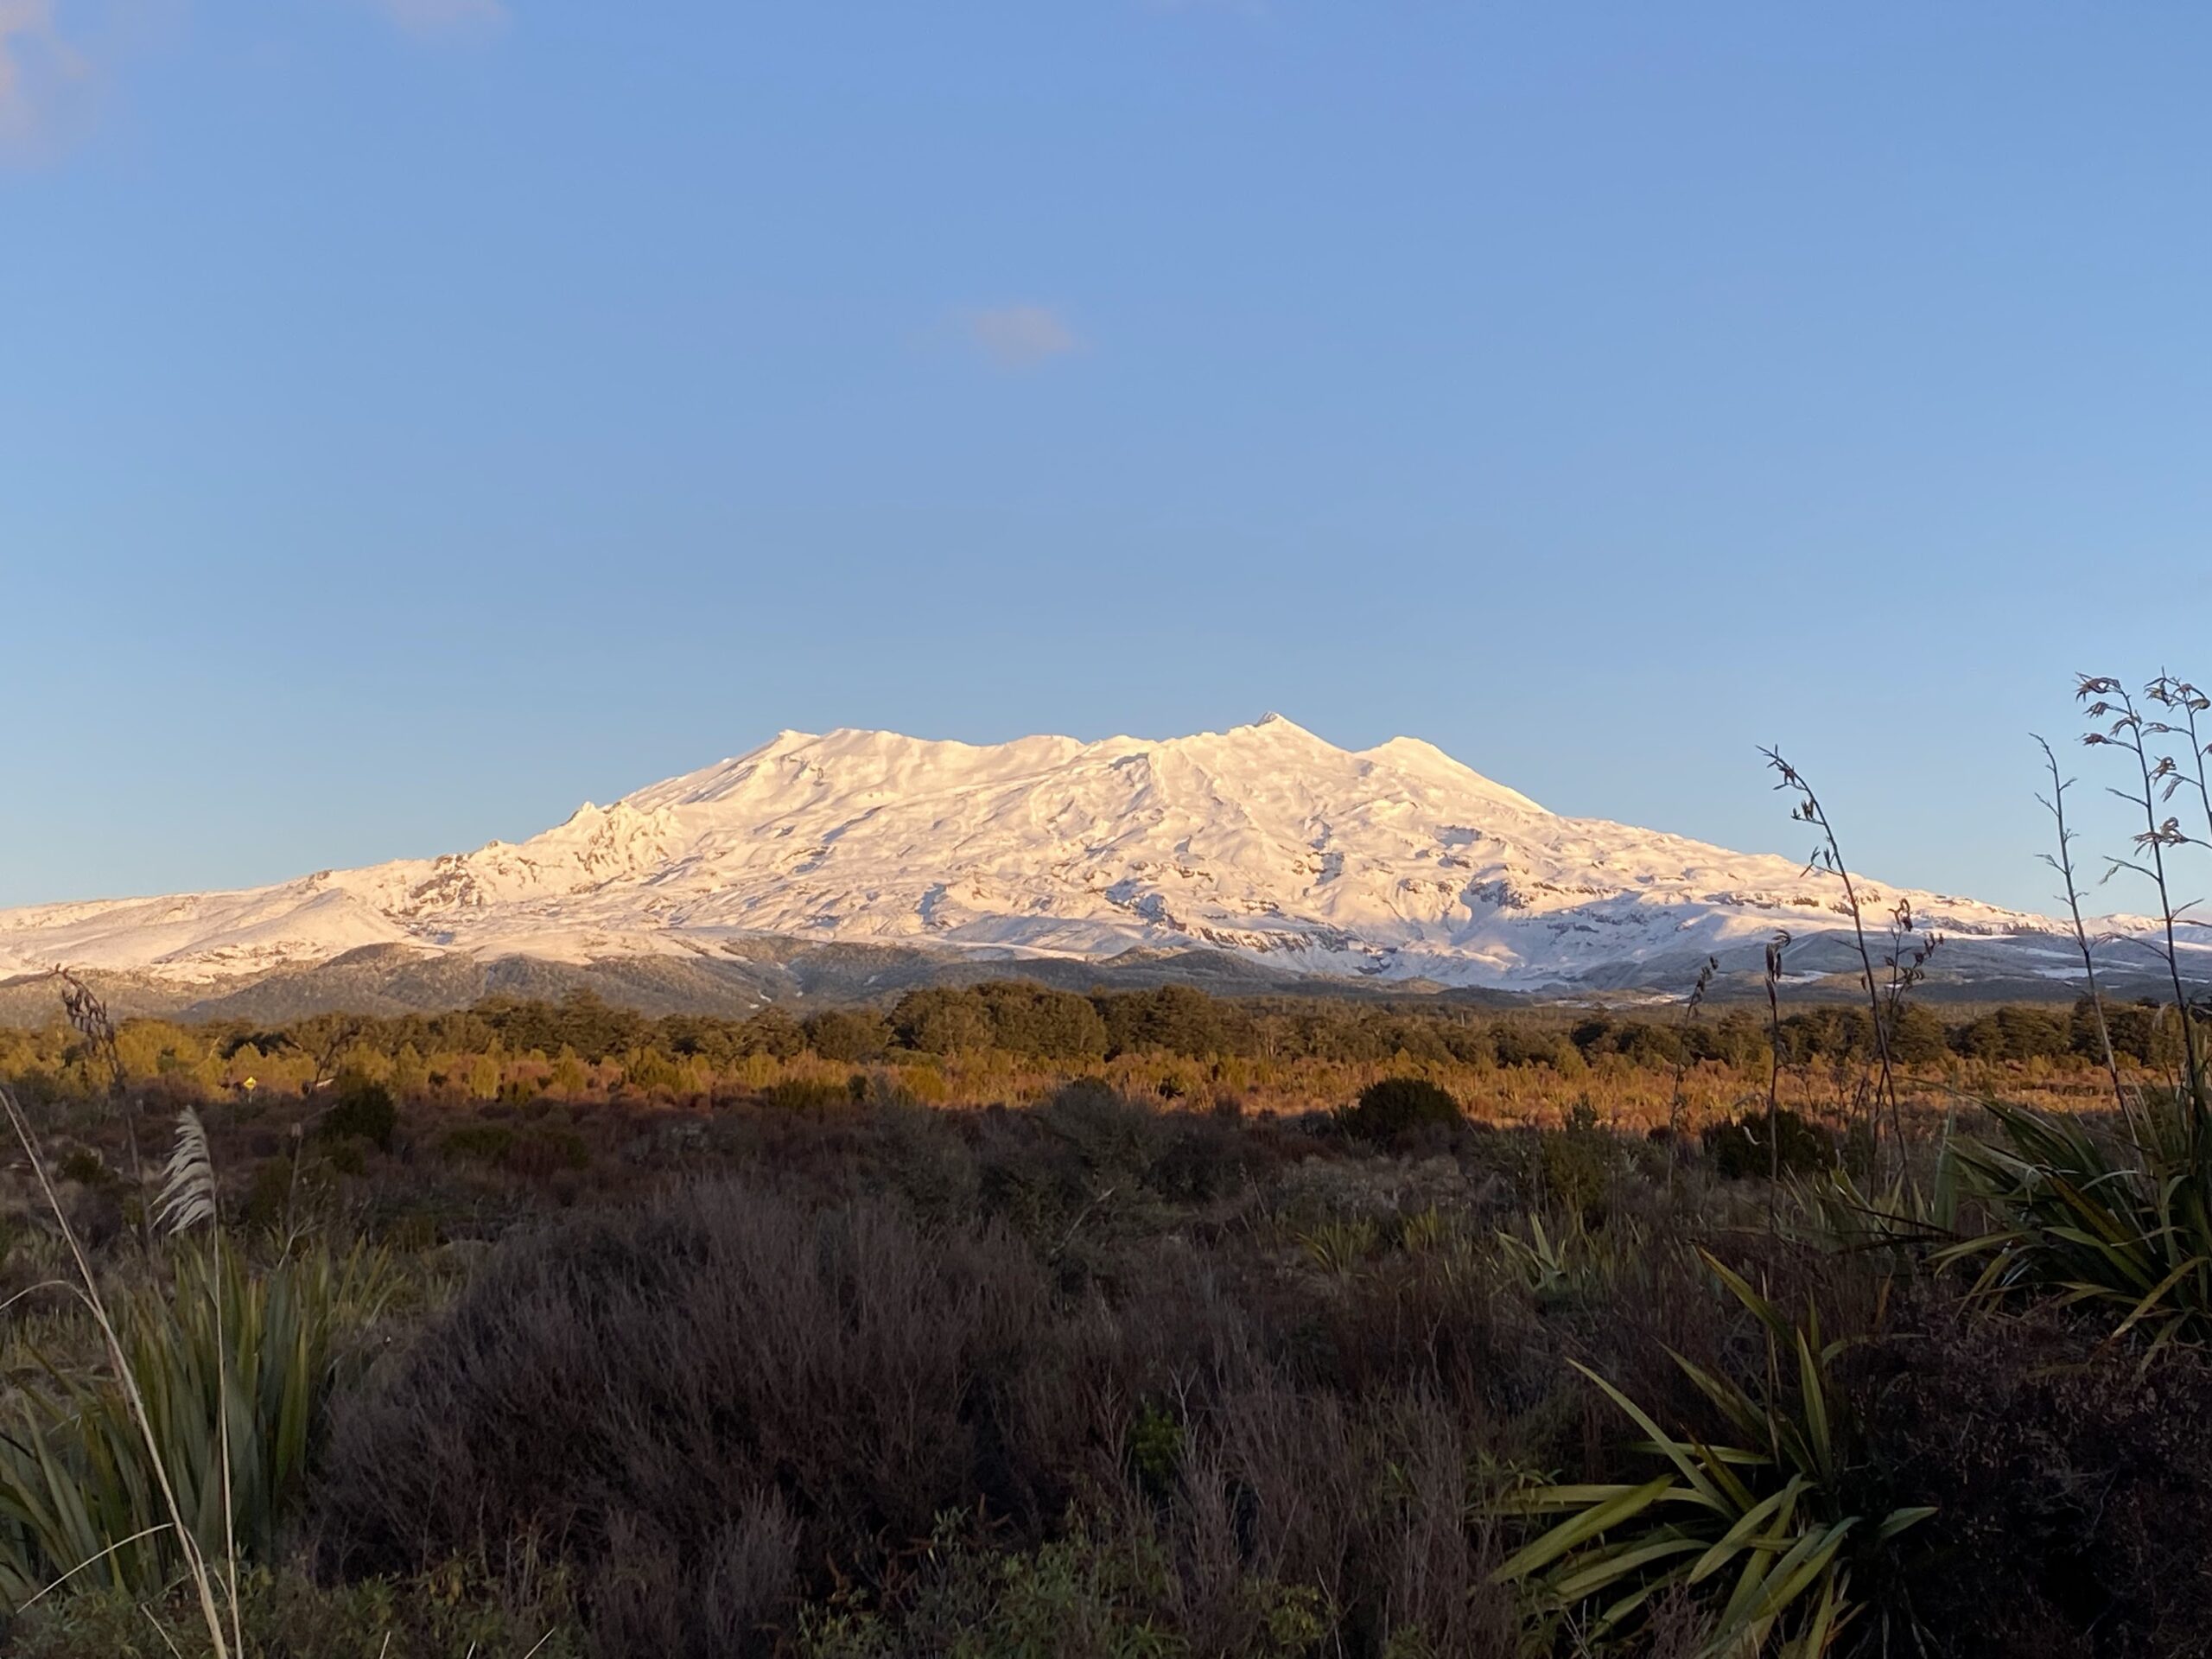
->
817, 1381, 1517, 1657
314, 1181, 1115, 1656
1277, 1241, 1553, 1421
1846, 1304, 2212, 1659
307, 1118, 1559, 1656
1189, 1378, 1513, 1654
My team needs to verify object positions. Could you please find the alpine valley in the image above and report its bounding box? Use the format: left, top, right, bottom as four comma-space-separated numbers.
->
0, 717, 2181, 1020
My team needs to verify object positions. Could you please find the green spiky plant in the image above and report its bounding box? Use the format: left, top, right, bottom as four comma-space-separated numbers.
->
0, 1093, 395, 1634
1787, 1115, 1960, 1268
1492, 1255, 1932, 1657
1495, 1210, 1647, 1307
1495, 1211, 1580, 1300
0, 1232, 398, 1600
1933, 1093, 2212, 1357
1295, 1215, 1379, 1276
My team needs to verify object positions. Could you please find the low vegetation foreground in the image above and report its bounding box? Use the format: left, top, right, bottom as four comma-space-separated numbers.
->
2, 966, 2210, 1656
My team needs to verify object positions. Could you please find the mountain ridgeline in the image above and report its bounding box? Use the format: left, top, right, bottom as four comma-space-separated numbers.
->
3, 716, 2191, 1014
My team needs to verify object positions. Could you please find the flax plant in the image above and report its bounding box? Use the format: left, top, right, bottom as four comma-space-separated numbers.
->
2077, 675, 2208, 1118
1928, 675, 2212, 1355
1764, 932, 1790, 1192
1664, 957, 1719, 1189
2034, 734, 2132, 1122
1760, 753, 1914, 1187
1493, 1255, 1931, 1656
1933, 1092, 2212, 1357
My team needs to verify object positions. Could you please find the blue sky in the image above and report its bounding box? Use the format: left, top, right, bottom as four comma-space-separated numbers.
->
3, 2, 2208, 915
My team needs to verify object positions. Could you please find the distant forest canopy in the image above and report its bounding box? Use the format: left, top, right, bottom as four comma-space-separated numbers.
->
0, 980, 2198, 1109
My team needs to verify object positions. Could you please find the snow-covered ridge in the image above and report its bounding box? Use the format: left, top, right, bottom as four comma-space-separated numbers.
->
0, 715, 2133, 991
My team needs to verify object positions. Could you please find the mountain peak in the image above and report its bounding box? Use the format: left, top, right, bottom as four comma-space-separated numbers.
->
0, 720, 2105, 995
1193, 712, 1332, 748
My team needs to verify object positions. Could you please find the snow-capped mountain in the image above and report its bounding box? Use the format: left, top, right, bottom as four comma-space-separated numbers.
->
0, 716, 2140, 995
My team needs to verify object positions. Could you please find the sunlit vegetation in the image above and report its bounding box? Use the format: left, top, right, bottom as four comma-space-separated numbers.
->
3, 671, 2209, 1656
2, 982, 2194, 1143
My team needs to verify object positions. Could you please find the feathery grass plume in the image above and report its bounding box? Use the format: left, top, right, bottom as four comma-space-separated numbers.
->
1759, 752, 1910, 1185
2035, 734, 2133, 1122
0, 1082, 232, 1656
156, 1107, 218, 1237
1492, 1252, 1932, 1656
149, 1103, 243, 1658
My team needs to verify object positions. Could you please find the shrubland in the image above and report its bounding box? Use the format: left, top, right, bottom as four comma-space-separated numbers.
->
1, 670, 2209, 1656
5, 1064, 2210, 1656
0, 978, 2187, 1138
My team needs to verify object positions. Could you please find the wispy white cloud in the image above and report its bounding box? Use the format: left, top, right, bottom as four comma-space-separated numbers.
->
1143, 0, 1268, 16
365, 0, 509, 38
959, 304, 1083, 371
0, 0, 87, 157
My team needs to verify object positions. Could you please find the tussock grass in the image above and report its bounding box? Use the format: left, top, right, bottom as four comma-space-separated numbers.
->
0, 1236, 395, 1604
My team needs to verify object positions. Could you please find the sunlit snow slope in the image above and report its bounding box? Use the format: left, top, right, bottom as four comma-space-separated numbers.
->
0, 716, 2107, 991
